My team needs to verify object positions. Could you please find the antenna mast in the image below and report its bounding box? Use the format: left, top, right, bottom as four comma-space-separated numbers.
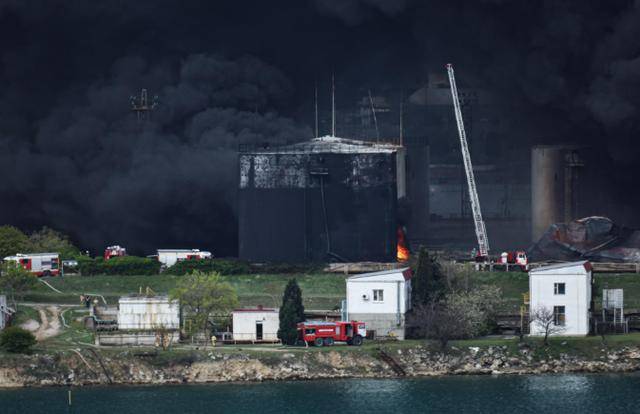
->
368, 89, 380, 142
130, 88, 158, 121
446, 63, 490, 259
399, 92, 404, 146
331, 72, 336, 137
314, 80, 319, 138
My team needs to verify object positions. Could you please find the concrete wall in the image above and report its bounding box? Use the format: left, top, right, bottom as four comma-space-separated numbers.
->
232, 311, 279, 342
0, 295, 7, 331
529, 267, 591, 336
118, 297, 180, 330
96, 331, 180, 346
348, 312, 406, 339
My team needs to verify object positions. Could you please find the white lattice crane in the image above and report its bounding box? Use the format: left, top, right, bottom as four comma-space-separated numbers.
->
446, 64, 490, 259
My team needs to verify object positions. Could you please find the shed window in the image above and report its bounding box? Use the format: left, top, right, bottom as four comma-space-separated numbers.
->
373, 289, 384, 302
553, 306, 566, 326
554, 283, 566, 295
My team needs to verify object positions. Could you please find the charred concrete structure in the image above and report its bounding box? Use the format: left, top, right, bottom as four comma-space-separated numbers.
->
238, 137, 400, 262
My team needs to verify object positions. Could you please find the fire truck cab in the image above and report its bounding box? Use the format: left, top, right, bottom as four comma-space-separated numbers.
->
4, 253, 61, 277
499, 251, 528, 266
297, 320, 366, 347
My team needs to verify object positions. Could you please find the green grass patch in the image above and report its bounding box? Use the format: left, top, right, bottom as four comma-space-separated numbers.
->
25, 273, 347, 310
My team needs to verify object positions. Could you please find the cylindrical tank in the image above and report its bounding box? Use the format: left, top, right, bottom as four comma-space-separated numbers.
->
531, 146, 565, 241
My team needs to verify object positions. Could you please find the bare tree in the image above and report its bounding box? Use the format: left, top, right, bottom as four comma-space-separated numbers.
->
413, 301, 468, 350
530, 306, 565, 345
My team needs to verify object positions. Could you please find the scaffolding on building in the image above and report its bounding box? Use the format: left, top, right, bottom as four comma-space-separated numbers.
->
595, 288, 628, 334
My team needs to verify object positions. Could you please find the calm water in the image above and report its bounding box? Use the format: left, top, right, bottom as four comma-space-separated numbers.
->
1, 374, 639, 414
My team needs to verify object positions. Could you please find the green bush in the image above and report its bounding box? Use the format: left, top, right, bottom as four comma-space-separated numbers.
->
0, 327, 37, 353
165, 258, 251, 276
79, 256, 161, 276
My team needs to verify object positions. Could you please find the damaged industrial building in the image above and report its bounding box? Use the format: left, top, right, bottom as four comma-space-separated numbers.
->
238, 137, 411, 263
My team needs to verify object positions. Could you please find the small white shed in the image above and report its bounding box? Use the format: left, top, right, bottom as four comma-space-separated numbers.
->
118, 296, 180, 330
529, 261, 592, 336
346, 267, 412, 339
232, 306, 279, 342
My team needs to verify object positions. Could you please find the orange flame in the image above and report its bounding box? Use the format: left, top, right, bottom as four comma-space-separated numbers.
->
397, 227, 410, 262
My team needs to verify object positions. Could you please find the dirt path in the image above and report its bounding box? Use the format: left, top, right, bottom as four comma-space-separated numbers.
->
20, 306, 63, 341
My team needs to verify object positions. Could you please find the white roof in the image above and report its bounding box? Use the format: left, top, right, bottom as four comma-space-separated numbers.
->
529, 260, 592, 276
4, 252, 59, 259
347, 267, 412, 282
157, 249, 207, 253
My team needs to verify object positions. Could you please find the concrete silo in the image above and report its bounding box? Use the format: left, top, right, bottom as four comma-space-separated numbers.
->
531, 145, 584, 241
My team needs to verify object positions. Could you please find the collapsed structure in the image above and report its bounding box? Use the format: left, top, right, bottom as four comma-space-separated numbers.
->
528, 216, 640, 262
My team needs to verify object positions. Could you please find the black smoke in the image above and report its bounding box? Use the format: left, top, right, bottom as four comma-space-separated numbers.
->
1, 1, 640, 254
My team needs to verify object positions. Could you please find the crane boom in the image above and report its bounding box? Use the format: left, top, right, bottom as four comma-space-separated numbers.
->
446, 63, 490, 258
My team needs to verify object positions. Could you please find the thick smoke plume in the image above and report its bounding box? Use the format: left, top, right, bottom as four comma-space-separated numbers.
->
2, 0, 640, 254
0, 52, 309, 255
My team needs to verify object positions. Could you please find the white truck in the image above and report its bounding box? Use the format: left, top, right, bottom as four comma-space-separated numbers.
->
4, 252, 61, 277
156, 249, 212, 268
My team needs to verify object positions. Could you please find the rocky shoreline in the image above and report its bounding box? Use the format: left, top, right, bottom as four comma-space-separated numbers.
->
1, 344, 639, 388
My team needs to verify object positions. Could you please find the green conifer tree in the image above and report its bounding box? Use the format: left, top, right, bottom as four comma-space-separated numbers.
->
278, 279, 305, 345
412, 247, 444, 306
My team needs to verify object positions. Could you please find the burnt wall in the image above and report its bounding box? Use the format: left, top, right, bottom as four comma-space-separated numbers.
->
238, 151, 397, 262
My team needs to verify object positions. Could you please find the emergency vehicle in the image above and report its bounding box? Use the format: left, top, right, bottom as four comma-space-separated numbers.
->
297, 320, 366, 347
499, 251, 528, 266
104, 245, 127, 260
156, 249, 212, 268
4, 253, 61, 277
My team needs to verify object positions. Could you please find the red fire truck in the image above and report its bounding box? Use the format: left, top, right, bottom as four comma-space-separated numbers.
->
104, 245, 127, 260
4, 253, 61, 277
297, 320, 366, 347
499, 251, 528, 266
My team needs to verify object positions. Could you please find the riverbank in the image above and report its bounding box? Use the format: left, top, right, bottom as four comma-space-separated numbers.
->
1, 336, 640, 388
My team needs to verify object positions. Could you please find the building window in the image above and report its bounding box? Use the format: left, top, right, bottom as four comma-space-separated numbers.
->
553, 306, 566, 326
554, 283, 566, 295
373, 289, 384, 302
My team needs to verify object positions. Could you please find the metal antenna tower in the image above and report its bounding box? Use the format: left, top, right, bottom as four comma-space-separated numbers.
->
130, 88, 158, 121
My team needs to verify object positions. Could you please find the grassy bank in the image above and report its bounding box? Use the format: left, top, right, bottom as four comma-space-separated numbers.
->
20, 271, 640, 312
25, 273, 347, 310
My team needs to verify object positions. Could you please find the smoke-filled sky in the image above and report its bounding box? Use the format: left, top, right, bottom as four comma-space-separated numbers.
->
1, 0, 640, 255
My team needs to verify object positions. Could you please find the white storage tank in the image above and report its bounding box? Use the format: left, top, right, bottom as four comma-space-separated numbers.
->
118, 296, 180, 330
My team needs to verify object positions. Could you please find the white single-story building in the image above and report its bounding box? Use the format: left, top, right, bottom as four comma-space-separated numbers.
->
118, 295, 180, 331
346, 267, 412, 339
232, 306, 279, 342
529, 260, 592, 336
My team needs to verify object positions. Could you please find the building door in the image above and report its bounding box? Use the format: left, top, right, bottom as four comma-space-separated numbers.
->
256, 322, 263, 340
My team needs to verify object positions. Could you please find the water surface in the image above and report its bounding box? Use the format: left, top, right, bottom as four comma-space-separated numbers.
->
1, 374, 639, 414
